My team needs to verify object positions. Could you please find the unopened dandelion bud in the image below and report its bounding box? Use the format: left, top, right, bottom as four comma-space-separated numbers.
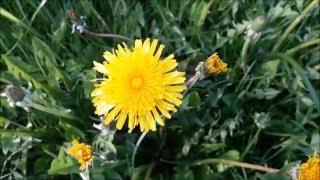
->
3, 84, 25, 102
204, 53, 228, 76
250, 16, 267, 32
69, 10, 87, 34
254, 112, 270, 129
67, 139, 93, 170
1, 84, 31, 111
246, 16, 267, 38
299, 155, 320, 180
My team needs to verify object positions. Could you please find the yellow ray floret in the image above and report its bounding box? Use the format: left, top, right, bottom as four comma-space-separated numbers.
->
91, 38, 186, 132
67, 139, 93, 170
204, 53, 228, 75
299, 155, 320, 180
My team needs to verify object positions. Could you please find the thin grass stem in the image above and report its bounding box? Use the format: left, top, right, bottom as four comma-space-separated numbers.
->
240, 128, 261, 160
83, 29, 133, 42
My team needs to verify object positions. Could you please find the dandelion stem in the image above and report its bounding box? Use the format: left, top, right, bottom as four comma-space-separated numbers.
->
240, 36, 251, 72
184, 62, 204, 95
286, 38, 320, 55
183, 73, 200, 96
131, 131, 148, 178
79, 168, 90, 180
186, 73, 201, 87
240, 128, 261, 160
190, 158, 279, 173
83, 29, 133, 42
272, 0, 319, 53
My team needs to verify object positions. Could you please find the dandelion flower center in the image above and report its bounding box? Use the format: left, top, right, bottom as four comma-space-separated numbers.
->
131, 76, 143, 89
91, 38, 186, 132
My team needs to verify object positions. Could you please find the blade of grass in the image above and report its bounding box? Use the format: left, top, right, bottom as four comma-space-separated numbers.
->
30, 0, 48, 24
0, 7, 34, 33
287, 38, 320, 55
2, 55, 50, 92
272, 0, 319, 53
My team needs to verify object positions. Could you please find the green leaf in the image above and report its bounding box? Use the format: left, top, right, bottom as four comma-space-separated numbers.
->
279, 54, 320, 113
188, 91, 201, 107
248, 88, 281, 100
2, 55, 62, 98
0, 7, 32, 31
2, 55, 48, 91
261, 172, 290, 180
1, 135, 20, 155
261, 59, 280, 76
32, 37, 71, 89
0, 116, 7, 128
83, 69, 95, 98
193, 165, 215, 180
197, 0, 213, 27
264, 88, 281, 100
201, 143, 226, 154
62, 123, 86, 141
190, 0, 214, 27
219, 150, 240, 160
34, 158, 51, 174
174, 166, 194, 180
310, 132, 320, 152
48, 147, 79, 175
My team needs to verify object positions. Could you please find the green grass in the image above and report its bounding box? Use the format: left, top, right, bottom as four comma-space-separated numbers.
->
0, 0, 319, 179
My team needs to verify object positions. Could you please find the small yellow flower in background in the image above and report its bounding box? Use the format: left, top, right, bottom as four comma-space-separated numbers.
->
91, 38, 186, 132
67, 139, 93, 170
299, 155, 320, 180
204, 53, 228, 75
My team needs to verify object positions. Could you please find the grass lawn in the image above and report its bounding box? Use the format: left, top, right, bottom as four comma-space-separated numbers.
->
0, 0, 319, 179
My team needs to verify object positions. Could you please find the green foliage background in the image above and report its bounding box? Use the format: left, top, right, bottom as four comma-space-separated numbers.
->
0, 0, 319, 179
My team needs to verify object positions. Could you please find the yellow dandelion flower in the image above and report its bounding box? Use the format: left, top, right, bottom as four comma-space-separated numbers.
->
91, 38, 186, 132
299, 155, 320, 180
204, 53, 228, 75
67, 139, 93, 170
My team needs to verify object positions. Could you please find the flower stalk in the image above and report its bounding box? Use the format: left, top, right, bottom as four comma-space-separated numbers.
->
240, 37, 251, 72
240, 16, 266, 72
186, 62, 204, 88
131, 131, 148, 178
286, 38, 320, 55
83, 29, 133, 42
190, 158, 279, 173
